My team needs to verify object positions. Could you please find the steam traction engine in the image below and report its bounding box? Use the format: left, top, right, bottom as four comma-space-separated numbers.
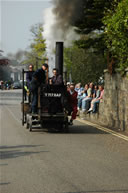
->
21, 42, 69, 132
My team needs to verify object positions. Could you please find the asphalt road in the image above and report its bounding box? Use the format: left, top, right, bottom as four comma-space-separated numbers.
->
0, 89, 128, 193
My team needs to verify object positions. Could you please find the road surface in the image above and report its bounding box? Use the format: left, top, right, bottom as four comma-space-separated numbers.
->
0, 89, 128, 193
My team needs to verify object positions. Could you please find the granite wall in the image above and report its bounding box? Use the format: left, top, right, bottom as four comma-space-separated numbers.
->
81, 69, 128, 132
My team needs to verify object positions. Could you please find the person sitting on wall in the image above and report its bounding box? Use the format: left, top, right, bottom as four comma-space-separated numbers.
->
51, 68, 63, 85
81, 82, 94, 113
77, 83, 88, 110
68, 83, 78, 125
30, 63, 48, 114
87, 85, 104, 113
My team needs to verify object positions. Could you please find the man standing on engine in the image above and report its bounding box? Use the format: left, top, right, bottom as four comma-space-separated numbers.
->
30, 63, 48, 114
26, 64, 34, 88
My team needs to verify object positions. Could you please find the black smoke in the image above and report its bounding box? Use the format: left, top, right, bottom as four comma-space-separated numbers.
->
52, 0, 84, 32
43, 0, 85, 53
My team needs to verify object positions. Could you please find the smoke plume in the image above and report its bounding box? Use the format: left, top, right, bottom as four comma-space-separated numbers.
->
52, 0, 83, 30
43, 0, 84, 53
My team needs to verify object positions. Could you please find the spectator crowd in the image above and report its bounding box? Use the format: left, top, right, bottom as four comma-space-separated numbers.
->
71, 82, 104, 114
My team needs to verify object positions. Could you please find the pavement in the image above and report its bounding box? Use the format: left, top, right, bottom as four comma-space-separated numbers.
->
0, 89, 128, 193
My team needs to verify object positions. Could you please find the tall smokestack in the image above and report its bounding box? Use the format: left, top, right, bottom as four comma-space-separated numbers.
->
55, 42, 63, 77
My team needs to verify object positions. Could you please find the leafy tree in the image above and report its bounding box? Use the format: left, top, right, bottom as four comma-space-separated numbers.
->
103, 0, 128, 73
22, 24, 46, 69
64, 44, 107, 85
63, 0, 114, 83
74, 0, 115, 52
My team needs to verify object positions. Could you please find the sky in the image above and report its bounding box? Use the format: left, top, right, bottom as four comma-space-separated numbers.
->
0, 0, 51, 55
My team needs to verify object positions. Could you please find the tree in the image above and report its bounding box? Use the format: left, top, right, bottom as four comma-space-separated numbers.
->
64, 44, 107, 85
103, 0, 128, 73
73, 0, 115, 53
63, 0, 113, 83
22, 23, 46, 69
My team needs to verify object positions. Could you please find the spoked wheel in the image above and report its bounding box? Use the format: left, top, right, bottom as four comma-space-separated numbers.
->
29, 116, 32, 132
26, 122, 29, 129
24, 113, 27, 123
29, 122, 32, 132
26, 115, 29, 129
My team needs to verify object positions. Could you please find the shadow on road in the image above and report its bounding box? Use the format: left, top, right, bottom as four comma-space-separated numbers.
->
64, 190, 128, 193
0, 145, 49, 160
0, 145, 44, 149
45, 124, 109, 135
0, 182, 11, 186
0, 163, 8, 166
68, 124, 108, 134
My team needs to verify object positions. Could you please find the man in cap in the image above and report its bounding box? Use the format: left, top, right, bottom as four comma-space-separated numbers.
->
30, 63, 48, 114
32, 63, 48, 85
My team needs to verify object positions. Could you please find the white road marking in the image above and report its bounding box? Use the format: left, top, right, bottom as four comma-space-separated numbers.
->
77, 118, 128, 142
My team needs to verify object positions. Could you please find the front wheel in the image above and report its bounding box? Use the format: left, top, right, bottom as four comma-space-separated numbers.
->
29, 123, 32, 132
26, 114, 30, 129
26, 122, 29, 129
29, 117, 32, 132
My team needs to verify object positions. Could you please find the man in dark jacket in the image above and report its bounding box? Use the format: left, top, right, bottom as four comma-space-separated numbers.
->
25, 65, 34, 101
26, 65, 34, 88
51, 68, 63, 85
31, 63, 48, 113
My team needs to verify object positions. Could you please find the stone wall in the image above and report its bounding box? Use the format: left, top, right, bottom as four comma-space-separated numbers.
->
81, 69, 128, 132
